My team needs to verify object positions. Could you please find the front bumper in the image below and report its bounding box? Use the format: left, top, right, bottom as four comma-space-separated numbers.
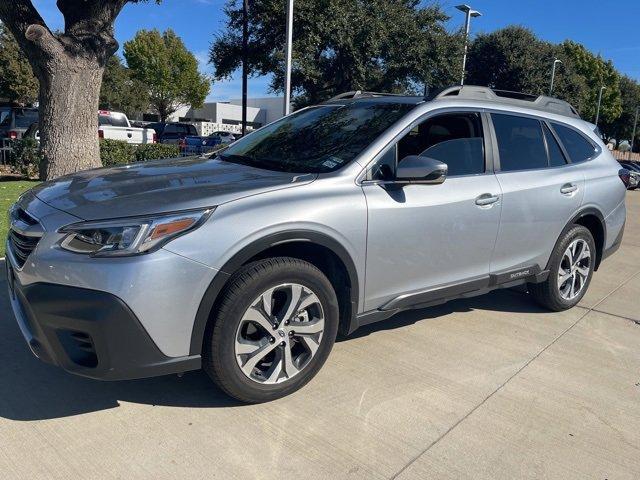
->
7, 262, 201, 381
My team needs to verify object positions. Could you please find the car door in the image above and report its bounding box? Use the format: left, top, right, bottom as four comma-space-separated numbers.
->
362, 111, 502, 311
488, 113, 586, 275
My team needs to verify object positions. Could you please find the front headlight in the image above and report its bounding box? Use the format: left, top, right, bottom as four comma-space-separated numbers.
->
59, 208, 214, 257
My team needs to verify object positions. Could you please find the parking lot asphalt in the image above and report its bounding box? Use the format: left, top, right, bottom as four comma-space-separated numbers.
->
1, 193, 639, 480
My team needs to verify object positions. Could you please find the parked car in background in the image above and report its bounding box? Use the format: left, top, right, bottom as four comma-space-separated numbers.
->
0, 107, 39, 140
619, 161, 640, 173
147, 122, 198, 145
211, 131, 236, 145
180, 131, 236, 156
98, 110, 156, 144
6, 86, 627, 403
618, 162, 640, 189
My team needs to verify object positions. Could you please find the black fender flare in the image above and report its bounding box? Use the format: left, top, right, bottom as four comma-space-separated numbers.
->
189, 230, 360, 355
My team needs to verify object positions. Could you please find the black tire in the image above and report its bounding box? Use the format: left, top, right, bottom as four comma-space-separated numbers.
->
202, 257, 339, 403
529, 225, 596, 311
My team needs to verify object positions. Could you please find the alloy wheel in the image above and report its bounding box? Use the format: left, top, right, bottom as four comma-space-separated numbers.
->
557, 238, 591, 301
234, 283, 325, 384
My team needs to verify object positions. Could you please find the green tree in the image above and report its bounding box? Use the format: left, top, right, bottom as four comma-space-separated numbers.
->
466, 26, 554, 95
124, 29, 210, 121
0, 25, 38, 105
0, 1, 161, 180
559, 40, 622, 125
211, 0, 460, 107
600, 75, 640, 144
100, 55, 149, 116
466, 27, 622, 126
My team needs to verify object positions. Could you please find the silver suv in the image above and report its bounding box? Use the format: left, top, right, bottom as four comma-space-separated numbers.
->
6, 86, 627, 403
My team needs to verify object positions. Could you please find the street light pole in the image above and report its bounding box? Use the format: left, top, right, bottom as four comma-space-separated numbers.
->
283, 0, 293, 116
241, 0, 249, 136
549, 58, 562, 95
595, 85, 606, 127
629, 107, 639, 160
455, 4, 482, 86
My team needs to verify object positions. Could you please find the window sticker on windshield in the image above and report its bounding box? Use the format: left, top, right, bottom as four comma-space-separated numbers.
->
322, 159, 338, 168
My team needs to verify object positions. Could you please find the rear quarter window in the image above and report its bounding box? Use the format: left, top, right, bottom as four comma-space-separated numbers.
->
551, 123, 597, 163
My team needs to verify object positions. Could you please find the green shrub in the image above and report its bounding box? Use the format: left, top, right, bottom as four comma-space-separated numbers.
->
8, 137, 42, 179
99, 139, 137, 167
99, 139, 180, 166
135, 142, 180, 162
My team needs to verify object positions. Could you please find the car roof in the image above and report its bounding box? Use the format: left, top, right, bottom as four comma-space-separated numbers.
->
322, 86, 580, 120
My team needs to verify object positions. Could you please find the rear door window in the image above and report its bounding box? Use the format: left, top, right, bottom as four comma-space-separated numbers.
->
492, 114, 547, 172
109, 113, 129, 128
551, 123, 596, 163
165, 124, 179, 134
14, 110, 38, 128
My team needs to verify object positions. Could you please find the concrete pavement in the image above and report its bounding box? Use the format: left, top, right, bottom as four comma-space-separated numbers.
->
1, 193, 639, 480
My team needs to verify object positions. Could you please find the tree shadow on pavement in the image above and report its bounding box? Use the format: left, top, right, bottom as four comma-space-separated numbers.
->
0, 258, 546, 421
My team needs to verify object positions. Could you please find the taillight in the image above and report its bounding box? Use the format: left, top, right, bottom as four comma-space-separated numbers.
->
619, 168, 631, 188
179, 138, 186, 150
98, 129, 104, 139
8, 131, 17, 140
153, 133, 157, 143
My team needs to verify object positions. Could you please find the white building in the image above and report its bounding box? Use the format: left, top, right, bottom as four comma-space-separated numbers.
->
168, 97, 289, 135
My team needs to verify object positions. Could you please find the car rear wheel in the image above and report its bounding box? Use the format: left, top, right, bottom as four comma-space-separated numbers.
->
203, 257, 339, 403
529, 225, 595, 311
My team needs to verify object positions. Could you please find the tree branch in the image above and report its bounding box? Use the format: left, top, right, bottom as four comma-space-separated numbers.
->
0, 0, 63, 68
56, 0, 129, 60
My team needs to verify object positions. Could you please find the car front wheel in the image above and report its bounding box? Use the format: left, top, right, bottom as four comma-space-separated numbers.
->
203, 257, 339, 403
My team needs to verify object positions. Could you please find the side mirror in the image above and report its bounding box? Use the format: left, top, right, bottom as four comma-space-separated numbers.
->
395, 156, 448, 184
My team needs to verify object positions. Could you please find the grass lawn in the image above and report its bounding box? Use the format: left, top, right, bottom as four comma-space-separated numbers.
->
0, 181, 39, 258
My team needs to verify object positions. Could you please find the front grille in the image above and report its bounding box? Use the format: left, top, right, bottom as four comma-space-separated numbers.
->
9, 230, 40, 268
8, 207, 43, 268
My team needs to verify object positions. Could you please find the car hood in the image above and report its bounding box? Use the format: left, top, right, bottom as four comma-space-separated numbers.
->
33, 156, 316, 220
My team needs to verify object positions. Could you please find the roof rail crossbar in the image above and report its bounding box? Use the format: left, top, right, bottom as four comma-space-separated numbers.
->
433, 85, 581, 119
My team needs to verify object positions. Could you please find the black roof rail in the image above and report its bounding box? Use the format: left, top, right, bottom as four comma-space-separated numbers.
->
327, 90, 408, 101
432, 85, 580, 119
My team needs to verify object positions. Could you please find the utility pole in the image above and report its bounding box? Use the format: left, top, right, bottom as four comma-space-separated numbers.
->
629, 107, 639, 160
242, 0, 249, 136
455, 4, 482, 86
595, 86, 606, 127
549, 58, 562, 95
283, 0, 293, 116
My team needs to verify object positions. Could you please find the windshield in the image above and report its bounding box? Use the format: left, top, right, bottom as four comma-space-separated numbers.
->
220, 102, 414, 173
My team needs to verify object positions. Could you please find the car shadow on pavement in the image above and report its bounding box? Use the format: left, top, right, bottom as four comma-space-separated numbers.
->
0, 260, 242, 421
342, 286, 547, 341
0, 259, 544, 421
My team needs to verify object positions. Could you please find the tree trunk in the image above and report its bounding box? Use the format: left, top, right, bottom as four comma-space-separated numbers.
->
39, 59, 104, 179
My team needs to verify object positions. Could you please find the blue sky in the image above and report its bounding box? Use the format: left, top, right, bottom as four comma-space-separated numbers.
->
33, 0, 640, 102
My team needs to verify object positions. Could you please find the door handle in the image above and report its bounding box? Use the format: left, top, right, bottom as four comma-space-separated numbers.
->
475, 193, 500, 206
560, 183, 578, 195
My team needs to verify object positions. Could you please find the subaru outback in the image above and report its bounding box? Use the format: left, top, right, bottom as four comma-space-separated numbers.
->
6, 86, 627, 403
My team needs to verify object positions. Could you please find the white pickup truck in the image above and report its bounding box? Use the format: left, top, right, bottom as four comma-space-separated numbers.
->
98, 110, 156, 144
